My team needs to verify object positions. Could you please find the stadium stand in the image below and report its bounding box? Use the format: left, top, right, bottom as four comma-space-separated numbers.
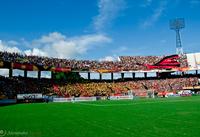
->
0, 75, 198, 98
0, 51, 188, 71
0, 51, 198, 99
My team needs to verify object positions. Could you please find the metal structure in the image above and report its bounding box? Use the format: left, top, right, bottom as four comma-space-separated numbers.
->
170, 18, 185, 55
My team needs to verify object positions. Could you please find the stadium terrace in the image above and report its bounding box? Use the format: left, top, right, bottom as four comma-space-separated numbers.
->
0, 51, 200, 102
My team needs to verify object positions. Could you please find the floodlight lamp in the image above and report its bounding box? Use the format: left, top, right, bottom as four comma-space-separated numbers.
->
170, 18, 185, 30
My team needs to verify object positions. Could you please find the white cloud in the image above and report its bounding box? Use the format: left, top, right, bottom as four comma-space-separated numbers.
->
1, 0, 122, 60
141, 1, 168, 28
99, 55, 118, 61
34, 32, 66, 44
93, 0, 126, 32
0, 40, 21, 53
0, 32, 111, 59
24, 48, 48, 57
31, 32, 111, 58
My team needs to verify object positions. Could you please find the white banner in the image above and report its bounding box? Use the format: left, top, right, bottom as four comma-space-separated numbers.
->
74, 97, 96, 102
53, 97, 97, 102
53, 98, 72, 102
17, 93, 43, 100
109, 95, 134, 100
186, 53, 200, 69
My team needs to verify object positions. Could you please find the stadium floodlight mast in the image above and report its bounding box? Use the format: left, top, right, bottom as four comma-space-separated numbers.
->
170, 18, 185, 55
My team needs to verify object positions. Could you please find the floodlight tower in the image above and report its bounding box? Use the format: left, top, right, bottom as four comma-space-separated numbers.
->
170, 18, 185, 55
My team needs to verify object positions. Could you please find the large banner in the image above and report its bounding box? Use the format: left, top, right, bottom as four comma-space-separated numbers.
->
0, 60, 72, 72
145, 55, 180, 70
50, 67, 71, 72
17, 93, 43, 100
186, 53, 200, 69
12, 63, 39, 71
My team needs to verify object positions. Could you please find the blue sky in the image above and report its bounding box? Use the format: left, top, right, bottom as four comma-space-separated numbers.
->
0, 0, 200, 61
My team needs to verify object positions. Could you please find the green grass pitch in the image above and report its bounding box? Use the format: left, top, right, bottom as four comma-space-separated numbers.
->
1, 96, 200, 137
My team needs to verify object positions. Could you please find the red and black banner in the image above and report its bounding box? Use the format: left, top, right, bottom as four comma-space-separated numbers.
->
12, 63, 39, 71
145, 55, 181, 70
50, 67, 71, 72
0, 61, 72, 72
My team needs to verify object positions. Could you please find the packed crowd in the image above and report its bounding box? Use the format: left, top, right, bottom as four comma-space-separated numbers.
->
0, 76, 198, 98
0, 51, 188, 71
119, 56, 164, 70
119, 54, 188, 69
0, 51, 121, 70
55, 77, 198, 97
177, 54, 188, 67
0, 76, 52, 98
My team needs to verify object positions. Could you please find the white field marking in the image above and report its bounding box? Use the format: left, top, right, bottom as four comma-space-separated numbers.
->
77, 98, 200, 107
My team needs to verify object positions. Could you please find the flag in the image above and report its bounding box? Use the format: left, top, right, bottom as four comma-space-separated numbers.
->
51, 67, 71, 72
12, 63, 39, 71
